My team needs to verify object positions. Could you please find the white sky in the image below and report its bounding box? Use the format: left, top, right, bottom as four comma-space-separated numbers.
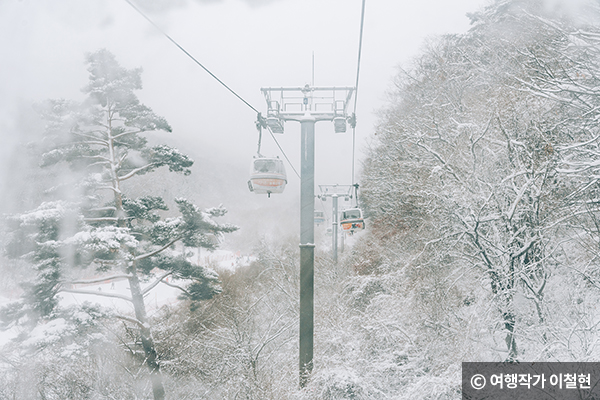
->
0, 0, 490, 246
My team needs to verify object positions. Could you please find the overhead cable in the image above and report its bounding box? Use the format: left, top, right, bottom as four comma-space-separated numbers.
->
124, 0, 301, 180
353, 0, 366, 116
351, 0, 367, 185
266, 126, 300, 179
123, 0, 259, 114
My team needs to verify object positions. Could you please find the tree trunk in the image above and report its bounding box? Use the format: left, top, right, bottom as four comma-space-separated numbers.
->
504, 312, 518, 361
106, 106, 125, 224
129, 270, 165, 400
106, 98, 165, 399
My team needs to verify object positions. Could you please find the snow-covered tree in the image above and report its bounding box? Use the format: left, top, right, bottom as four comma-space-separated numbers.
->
2, 49, 237, 400
510, 0, 600, 272
360, 0, 585, 363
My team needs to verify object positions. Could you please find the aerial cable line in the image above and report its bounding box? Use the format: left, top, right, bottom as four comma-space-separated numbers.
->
123, 0, 300, 179
255, 114, 299, 178
123, 0, 259, 114
353, 0, 366, 116
265, 125, 300, 179
351, 0, 366, 187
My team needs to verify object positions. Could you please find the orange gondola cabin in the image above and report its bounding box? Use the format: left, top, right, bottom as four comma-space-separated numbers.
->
248, 157, 287, 197
340, 208, 365, 232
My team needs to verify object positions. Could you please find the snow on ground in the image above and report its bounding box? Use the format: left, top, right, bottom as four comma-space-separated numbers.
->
0, 296, 19, 349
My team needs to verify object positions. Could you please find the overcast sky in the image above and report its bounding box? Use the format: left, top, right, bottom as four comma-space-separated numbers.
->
0, 0, 490, 246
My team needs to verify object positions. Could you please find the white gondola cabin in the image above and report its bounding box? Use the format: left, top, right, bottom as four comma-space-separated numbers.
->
248, 157, 287, 196
340, 208, 365, 232
314, 210, 325, 225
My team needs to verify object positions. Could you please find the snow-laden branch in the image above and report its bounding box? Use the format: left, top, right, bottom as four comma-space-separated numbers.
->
141, 271, 173, 295
89, 206, 117, 212
133, 237, 181, 262
501, 170, 529, 184
118, 163, 157, 181
59, 287, 133, 302
157, 279, 190, 297
558, 154, 600, 174
117, 151, 128, 169
514, 77, 595, 110
114, 314, 145, 329
521, 271, 547, 297
414, 140, 464, 185
506, 177, 535, 222
464, 218, 496, 272
72, 131, 109, 146
543, 207, 599, 231
83, 217, 120, 222
512, 237, 537, 260
65, 274, 133, 285
112, 129, 145, 140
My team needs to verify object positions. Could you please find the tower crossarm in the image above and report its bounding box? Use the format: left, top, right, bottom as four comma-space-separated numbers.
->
261, 85, 355, 123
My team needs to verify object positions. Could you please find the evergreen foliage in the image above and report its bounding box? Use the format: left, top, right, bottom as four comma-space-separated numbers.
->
2, 49, 237, 400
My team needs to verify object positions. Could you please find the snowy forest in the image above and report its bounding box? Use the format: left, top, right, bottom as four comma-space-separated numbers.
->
3, 0, 600, 398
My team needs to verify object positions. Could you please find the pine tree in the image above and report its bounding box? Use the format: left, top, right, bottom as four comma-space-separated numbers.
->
3, 49, 237, 400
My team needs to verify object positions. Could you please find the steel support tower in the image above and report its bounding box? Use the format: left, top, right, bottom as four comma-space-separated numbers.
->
318, 184, 354, 264
261, 85, 354, 387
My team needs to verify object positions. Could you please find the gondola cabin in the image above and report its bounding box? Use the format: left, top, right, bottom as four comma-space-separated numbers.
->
248, 157, 287, 196
340, 208, 365, 232
314, 210, 325, 225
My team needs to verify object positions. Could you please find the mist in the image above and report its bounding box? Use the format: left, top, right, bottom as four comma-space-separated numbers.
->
4, 0, 600, 399
0, 0, 487, 249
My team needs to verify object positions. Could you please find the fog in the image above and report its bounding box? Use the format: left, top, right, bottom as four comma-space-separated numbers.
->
0, 0, 488, 251
6, 1, 600, 399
